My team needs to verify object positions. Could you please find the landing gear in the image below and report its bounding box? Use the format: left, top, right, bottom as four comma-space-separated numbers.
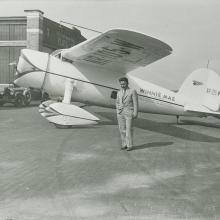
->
54, 79, 75, 129
62, 79, 75, 104
39, 79, 99, 127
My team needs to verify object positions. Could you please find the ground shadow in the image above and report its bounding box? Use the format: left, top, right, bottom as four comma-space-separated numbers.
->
97, 111, 220, 143
133, 141, 174, 151
0, 101, 40, 109
54, 124, 98, 129
180, 119, 220, 129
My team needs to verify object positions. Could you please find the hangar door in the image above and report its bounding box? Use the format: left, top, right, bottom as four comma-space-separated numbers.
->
0, 47, 24, 83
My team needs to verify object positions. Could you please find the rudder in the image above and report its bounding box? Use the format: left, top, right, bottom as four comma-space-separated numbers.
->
178, 68, 220, 112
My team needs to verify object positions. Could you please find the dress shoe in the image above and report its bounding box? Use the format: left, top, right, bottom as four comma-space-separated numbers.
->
126, 147, 133, 151
121, 146, 127, 150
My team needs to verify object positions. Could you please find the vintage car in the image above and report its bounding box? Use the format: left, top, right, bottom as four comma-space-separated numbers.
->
0, 83, 31, 107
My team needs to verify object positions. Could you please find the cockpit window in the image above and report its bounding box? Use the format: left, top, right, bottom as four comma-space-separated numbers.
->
62, 57, 73, 63
51, 49, 63, 59
55, 53, 61, 59
51, 49, 73, 63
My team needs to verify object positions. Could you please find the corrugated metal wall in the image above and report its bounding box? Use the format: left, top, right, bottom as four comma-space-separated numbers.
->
0, 46, 25, 83
0, 23, 26, 83
0, 23, 26, 40
0, 16, 86, 84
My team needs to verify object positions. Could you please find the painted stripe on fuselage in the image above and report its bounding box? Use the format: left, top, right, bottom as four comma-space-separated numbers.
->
17, 53, 184, 108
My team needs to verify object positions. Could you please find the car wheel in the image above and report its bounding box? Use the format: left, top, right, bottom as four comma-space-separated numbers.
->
24, 91, 32, 106
15, 95, 24, 107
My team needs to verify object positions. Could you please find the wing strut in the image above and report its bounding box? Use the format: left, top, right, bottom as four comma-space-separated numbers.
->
63, 79, 75, 104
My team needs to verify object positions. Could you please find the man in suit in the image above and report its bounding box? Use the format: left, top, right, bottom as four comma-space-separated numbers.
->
116, 77, 138, 151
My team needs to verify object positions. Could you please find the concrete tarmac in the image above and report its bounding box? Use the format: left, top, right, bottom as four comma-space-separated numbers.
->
0, 103, 220, 220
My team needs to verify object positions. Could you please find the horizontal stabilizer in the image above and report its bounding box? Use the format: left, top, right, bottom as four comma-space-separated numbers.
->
39, 101, 99, 126
185, 104, 220, 116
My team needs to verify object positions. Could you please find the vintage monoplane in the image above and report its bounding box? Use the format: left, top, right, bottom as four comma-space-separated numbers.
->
14, 29, 220, 126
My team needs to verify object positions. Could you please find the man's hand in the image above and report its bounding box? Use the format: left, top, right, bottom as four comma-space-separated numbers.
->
132, 112, 138, 119
132, 89, 138, 119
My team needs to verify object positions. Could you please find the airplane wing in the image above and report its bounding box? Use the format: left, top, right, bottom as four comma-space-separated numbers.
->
61, 29, 172, 74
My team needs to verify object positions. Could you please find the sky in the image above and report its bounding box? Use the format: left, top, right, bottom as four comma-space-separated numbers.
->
1, 0, 220, 90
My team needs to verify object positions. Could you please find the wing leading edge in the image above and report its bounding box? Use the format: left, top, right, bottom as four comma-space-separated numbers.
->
61, 29, 172, 74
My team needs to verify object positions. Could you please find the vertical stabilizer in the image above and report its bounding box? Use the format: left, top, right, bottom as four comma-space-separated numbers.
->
203, 70, 220, 111
178, 68, 220, 112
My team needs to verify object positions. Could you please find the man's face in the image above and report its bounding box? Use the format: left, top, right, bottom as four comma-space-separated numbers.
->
119, 80, 128, 89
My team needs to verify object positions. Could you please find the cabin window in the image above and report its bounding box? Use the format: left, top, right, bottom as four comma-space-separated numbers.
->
111, 90, 117, 99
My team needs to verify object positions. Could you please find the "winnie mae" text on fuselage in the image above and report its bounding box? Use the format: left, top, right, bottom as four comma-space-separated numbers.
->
140, 88, 175, 102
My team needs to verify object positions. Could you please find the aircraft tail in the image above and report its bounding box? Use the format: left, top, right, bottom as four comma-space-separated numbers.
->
177, 68, 220, 114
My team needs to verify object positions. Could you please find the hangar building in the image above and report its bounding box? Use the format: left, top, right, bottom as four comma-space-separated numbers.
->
0, 9, 86, 83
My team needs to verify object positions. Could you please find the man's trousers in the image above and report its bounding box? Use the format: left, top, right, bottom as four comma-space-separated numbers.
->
117, 112, 133, 148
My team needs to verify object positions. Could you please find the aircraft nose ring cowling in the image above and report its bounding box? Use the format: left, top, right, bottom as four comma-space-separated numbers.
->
14, 49, 48, 89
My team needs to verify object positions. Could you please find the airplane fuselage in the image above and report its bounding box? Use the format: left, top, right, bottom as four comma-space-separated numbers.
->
15, 49, 200, 118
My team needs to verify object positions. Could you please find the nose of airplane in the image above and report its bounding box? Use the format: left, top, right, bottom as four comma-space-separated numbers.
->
14, 49, 49, 89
